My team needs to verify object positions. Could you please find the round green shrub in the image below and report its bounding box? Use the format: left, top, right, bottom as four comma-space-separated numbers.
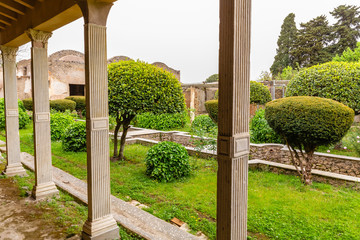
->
286, 62, 360, 114
65, 96, 85, 112
61, 121, 86, 152
250, 81, 272, 104
265, 96, 354, 148
191, 115, 217, 136
135, 111, 188, 130
50, 112, 74, 141
205, 100, 218, 123
145, 141, 190, 182
0, 99, 30, 129
50, 99, 76, 112
250, 109, 282, 144
22, 98, 33, 111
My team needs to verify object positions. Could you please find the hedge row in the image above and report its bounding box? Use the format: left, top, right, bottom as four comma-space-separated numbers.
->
22, 96, 86, 113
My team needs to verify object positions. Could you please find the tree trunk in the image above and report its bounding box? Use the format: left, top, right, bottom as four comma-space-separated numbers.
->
303, 151, 314, 185
112, 118, 122, 160
118, 118, 132, 161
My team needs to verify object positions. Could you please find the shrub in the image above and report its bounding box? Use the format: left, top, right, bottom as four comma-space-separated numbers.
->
191, 115, 217, 136
65, 96, 85, 113
22, 98, 33, 111
62, 121, 87, 152
205, 100, 218, 123
0, 99, 30, 129
333, 42, 360, 63
250, 109, 282, 144
286, 61, 360, 113
250, 81, 272, 104
145, 141, 190, 182
108, 60, 186, 160
50, 112, 74, 141
50, 99, 76, 112
265, 96, 354, 185
205, 74, 219, 83
135, 112, 188, 130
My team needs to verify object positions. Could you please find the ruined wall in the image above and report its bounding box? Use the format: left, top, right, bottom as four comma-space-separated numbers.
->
182, 83, 218, 115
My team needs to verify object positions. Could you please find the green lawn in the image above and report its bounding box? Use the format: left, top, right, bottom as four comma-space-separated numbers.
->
2, 123, 360, 239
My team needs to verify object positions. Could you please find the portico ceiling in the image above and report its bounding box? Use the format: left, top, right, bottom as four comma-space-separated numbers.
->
0, 0, 82, 47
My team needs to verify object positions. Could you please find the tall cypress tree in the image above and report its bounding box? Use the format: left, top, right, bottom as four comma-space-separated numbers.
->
270, 13, 297, 75
330, 5, 360, 56
291, 15, 333, 68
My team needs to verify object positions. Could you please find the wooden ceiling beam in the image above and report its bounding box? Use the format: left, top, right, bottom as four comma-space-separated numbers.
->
14, 0, 36, 9
0, 6, 18, 21
0, 0, 26, 15
0, 15, 12, 26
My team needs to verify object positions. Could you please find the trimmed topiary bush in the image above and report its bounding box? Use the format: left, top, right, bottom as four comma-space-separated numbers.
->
61, 121, 86, 152
65, 96, 85, 113
134, 111, 188, 130
22, 98, 33, 111
286, 61, 360, 114
0, 99, 30, 129
205, 100, 218, 123
250, 109, 282, 144
50, 112, 74, 141
145, 141, 190, 182
250, 81, 272, 104
265, 96, 354, 185
50, 99, 76, 112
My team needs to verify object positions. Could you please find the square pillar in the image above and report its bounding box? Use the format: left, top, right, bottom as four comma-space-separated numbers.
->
0, 46, 27, 177
217, 0, 251, 239
76, 0, 119, 239
26, 29, 59, 200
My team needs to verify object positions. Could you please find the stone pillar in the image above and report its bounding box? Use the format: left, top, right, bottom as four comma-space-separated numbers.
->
76, 0, 119, 239
190, 87, 195, 121
217, 0, 251, 239
0, 46, 27, 177
26, 29, 59, 200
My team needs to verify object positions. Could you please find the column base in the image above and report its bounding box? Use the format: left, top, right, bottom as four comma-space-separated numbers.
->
2, 163, 27, 177
31, 181, 59, 200
82, 215, 119, 240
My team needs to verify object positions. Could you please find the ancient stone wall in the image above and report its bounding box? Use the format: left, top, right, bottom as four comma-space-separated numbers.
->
182, 83, 218, 115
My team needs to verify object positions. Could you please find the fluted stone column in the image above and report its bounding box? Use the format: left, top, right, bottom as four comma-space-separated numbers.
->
26, 29, 59, 200
76, 0, 119, 239
0, 46, 27, 177
217, 0, 251, 239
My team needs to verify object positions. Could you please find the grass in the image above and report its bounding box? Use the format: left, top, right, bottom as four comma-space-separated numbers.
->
2, 123, 360, 239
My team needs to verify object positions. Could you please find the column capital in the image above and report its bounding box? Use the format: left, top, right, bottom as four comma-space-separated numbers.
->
25, 29, 52, 48
0, 46, 18, 62
76, 0, 114, 26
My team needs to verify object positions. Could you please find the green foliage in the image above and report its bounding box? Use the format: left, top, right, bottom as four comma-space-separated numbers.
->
286, 61, 360, 113
270, 13, 298, 75
145, 141, 190, 182
291, 15, 333, 68
333, 42, 360, 62
134, 112, 189, 130
250, 109, 282, 144
257, 71, 272, 81
205, 74, 219, 83
214, 90, 218, 100
65, 96, 85, 112
0, 99, 30, 129
61, 121, 86, 152
50, 112, 74, 141
191, 115, 217, 136
205, 100, 218, 123
22, 98, 33, 111
50, 99, 76, 112
265, 96, 354, 148
275, 66, 299, 80
330, 5, 360, 56
250, 81, 272, 104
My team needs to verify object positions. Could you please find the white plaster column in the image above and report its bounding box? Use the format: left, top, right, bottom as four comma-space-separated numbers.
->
76, 0, 119, 239
26, 29, 59, 200
0, 46, 27, 177
217, 0, 251, 239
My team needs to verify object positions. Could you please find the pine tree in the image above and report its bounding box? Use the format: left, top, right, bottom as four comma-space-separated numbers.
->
330, 5, 360, 56
270, 13, 297, 75
291, 15, 333, 68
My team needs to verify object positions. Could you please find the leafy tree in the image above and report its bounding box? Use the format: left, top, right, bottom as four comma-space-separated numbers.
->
291, 15, 333, 68
205, 74, 218, 83
330, 5, 360, 56
333, 42, 360, 62
270, 13, 297, 75
108, 60, 186, 160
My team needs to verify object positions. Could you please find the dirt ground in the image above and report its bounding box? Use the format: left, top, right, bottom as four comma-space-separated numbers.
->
0, 177, 80, 240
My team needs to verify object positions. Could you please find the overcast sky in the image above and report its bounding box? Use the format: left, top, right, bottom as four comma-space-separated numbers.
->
19, 0, 360, 83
